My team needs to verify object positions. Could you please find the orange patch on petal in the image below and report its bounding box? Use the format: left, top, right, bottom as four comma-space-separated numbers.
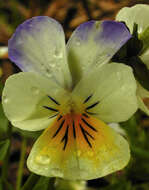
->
40, 113, 118, 159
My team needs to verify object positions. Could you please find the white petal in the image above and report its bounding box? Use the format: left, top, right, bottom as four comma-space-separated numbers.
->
2, 72, 67, 131
140, 49, 149, 69
116, 4, 149, 34
72, 63, 137, 122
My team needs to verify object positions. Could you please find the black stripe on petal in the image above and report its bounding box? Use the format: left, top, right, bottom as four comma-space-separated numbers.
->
81, 118, 97, 132
79, 124, 92, 148
83, 94, 93, 104
52, 119, 65, 138
49, 113, 59, 119
43, 106, 59, 112
72, 121, 76, 139
86, 101, 100, 110
85, 111, 98, 115
48, 95, 60, 105
82, 113, 89, 118
61, 125, 69, 150
57, 115, 63, 121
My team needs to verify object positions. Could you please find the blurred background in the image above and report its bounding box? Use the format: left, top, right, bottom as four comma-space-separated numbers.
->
0, 0, 149, 190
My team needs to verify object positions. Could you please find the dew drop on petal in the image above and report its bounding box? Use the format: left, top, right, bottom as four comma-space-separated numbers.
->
54, 48, 63, 59
3, 96, 9, 104
46, 73, 52, 78
36, 155, 50, 165
76, 40, 81, 46
77, 150, 81, 157
31, 87, 40, 95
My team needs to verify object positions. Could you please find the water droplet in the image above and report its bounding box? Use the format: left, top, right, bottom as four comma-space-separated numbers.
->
46, 73, 52, 78
3, 96, 9, 103
36, 155, 50, 165
54, 48, 63, 59
31, 87, 39, 95
51, 168, 63, 177
50, 64, 55, 68
76, 40, 81, 46
77, 150, 81, 157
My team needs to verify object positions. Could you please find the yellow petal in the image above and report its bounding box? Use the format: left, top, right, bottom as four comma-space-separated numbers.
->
27, 113, 130, 180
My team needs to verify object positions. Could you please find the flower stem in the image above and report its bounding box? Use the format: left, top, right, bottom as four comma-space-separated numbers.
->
1, 125, 12, 181
16, 137, 27, 190
21, 173, 40, 190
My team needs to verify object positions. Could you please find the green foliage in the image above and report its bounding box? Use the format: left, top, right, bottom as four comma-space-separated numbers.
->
32, 177, 50, 190
112, 23, 149, 91
0, 139, 10, 161
139, 26, 149, 54
0, 103, 9, 136
13, 127, 42, 139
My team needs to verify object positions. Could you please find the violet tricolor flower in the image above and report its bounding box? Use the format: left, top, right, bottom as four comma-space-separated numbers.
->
116, 4, 149, 116
2, 17, 138, 180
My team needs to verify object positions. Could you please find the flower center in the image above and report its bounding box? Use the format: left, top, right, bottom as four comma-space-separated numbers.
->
43, 94, 100, 150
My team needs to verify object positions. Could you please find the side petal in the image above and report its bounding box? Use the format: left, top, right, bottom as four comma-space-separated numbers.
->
27, 114, 130, 180
72, 63, 138, 123
116, 4, 149, 34
66, 20, 131, 85
137, 82, 149, 115
2, 72, 67, 131
8, 16, 72, 88
140, 49, 149, 69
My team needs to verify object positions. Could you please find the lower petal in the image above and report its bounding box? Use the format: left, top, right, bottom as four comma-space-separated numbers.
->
27, 114, 130, 180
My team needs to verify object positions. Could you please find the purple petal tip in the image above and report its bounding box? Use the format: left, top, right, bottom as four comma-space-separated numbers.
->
100, 20, 131, 45
76, 20, 95, 41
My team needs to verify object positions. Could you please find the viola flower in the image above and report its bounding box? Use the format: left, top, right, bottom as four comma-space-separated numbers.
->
116, 4, 149, 115
2, 17, 138, 180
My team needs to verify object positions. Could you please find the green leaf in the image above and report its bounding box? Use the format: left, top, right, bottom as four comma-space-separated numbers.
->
127, 56, 149, 91
0, 139, 10, 161
0, 81, 3, 96
0, 103, 9, 135
0, 179, 3, 190
13, 127, 42, 139
139, 26, 149, 54
32, 177, 50, 190
131, 145, 149, 160
2, 179, 14, 190
21, 174, 40, 190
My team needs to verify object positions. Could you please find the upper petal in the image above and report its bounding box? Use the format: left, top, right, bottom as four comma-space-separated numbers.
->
116, 4, 149, 34
2, 72, 67, 131
66, 20, 131, 85
72, 63, 138, 123
8, 16, 72, 89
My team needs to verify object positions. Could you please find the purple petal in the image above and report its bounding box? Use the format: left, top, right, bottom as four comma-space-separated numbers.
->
97, 20, 131, 46
8, 16, 71, 87
67, 20, 131, 83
